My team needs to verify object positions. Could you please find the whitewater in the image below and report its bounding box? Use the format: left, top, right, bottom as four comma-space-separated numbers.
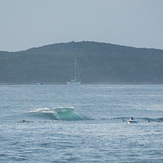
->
0, 84, 163, 162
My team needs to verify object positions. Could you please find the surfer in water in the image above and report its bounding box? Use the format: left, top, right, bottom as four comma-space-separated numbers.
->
128, 117, 138, 123
130, 117, 134, 121
18, 119, 25, 123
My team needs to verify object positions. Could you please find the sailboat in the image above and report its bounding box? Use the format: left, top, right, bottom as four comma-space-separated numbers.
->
67, 60, 81, 85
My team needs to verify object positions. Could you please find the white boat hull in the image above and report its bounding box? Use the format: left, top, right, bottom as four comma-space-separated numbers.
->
67, 82, 81, 86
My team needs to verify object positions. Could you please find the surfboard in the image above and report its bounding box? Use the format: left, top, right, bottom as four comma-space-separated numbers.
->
127, 120, 138, 123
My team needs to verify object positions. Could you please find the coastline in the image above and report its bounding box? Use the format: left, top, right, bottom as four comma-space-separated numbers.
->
0, 82, 163, 85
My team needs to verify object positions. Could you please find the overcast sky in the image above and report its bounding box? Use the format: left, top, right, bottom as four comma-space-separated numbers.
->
0, 0, 163, 51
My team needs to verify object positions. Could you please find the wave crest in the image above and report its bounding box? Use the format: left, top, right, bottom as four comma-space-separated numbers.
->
28, 107, 85, 121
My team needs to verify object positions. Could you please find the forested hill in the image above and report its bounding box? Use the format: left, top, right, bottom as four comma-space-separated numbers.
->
0, 41, 163, 84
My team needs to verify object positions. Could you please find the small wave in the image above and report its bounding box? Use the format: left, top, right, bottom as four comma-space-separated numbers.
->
140, 117, 163, 122
112, 117, 163, 123
27, 107, 86, 121
158, 117, 163, 121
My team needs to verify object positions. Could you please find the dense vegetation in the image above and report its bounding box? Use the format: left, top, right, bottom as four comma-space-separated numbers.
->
0, 41, 163, 84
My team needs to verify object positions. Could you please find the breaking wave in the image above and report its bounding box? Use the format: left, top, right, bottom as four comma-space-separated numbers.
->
24, 109, 163, 122
27, 107, 87, 121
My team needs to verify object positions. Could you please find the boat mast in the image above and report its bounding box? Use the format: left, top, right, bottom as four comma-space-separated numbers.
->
75, 59, 77, 81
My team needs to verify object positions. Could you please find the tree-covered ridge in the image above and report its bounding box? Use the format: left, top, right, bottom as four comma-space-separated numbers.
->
0, 41, 163, 84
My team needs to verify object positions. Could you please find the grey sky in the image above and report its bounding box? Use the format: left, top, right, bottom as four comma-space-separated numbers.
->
0, 0, 163, 51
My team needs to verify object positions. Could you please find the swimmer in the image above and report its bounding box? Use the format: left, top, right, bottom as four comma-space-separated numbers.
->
127, 117, 138, 123
130, 117, 134, 121
121, 118, 124, 121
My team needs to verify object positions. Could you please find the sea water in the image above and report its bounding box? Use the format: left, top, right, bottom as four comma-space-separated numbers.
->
0, 84, 163, 162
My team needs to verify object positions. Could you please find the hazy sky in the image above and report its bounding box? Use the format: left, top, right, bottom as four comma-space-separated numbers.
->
1, 0, 163, 51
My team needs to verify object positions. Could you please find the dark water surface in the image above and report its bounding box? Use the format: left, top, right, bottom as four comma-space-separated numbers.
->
0, 84, 163, 162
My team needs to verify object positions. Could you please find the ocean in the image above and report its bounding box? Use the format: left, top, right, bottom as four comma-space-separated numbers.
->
0, 84, 163, 162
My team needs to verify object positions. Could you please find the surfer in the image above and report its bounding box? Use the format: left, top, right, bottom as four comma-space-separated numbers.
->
121, 118, 124, 121
130, 117, 134, 121
127, 117, 138, 123
18, 119, 25, 123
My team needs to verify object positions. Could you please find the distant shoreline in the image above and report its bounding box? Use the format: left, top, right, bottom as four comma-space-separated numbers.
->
0, 82, 163, 85
1, 41, 163, 84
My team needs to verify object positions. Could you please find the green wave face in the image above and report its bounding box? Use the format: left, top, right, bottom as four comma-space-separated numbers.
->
54, 108, 83, 121
28, 107, 84, 121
